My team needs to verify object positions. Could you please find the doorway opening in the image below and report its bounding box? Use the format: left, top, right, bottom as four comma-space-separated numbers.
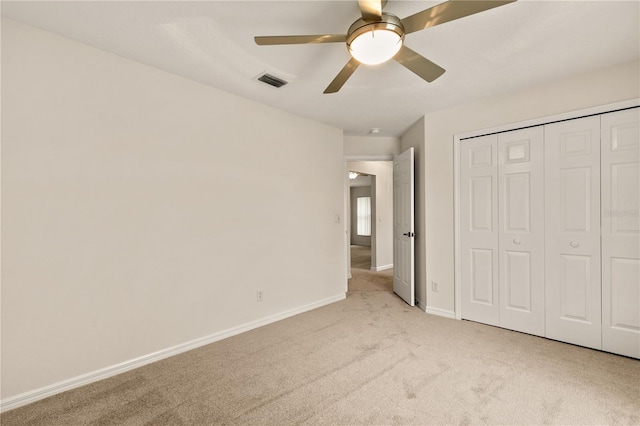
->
349, 171, 373, 268
344, 148, 415, 306
347, 164, 394, 294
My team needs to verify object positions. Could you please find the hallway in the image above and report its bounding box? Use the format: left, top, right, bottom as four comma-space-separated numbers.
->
348, 245, 393, 293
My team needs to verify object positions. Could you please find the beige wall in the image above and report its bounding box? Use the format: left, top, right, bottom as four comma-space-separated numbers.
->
421, 60, 640, 315
344, 136, 399, 158
1, 19, 346, 400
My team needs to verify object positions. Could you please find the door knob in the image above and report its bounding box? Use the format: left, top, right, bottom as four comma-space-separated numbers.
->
513, 239, 521, 245
570, 241, 580, 248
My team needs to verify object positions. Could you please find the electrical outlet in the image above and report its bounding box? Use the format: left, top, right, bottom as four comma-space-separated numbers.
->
257, 291, 263, 302
431, 281, 438, 292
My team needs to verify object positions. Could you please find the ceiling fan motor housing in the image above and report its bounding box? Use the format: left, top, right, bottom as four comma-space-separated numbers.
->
346, 13, 405, 65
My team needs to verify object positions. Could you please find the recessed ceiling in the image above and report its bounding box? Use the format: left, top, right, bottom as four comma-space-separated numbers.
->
2, 1, 638, 137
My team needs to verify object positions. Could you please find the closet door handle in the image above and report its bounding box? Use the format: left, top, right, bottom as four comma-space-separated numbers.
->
570, 241, 580, 248
513, 239, 521, 245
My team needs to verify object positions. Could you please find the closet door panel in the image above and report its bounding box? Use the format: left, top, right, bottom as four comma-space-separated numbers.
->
601, 108, 640, 358
498, 127, 545, 336
545, 116, 602, 349
461, 135, 499, 326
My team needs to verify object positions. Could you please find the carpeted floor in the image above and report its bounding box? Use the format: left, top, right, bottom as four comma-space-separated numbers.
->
350, 244, 372, 271
2, 253, 639, 425
349, 245, 393, 293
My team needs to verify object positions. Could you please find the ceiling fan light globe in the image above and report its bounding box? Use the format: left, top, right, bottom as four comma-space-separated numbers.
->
348, 29, 402, 65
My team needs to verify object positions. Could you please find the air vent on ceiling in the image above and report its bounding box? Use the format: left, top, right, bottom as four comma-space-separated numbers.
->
257, 73, 288, 88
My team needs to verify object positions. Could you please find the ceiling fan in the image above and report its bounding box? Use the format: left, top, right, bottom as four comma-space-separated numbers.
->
255, 0, 516, 93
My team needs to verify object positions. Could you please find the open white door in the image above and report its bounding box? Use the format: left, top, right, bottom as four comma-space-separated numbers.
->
393, 148, 415, 306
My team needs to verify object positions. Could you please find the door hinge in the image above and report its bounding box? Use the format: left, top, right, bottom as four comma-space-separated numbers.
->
403, 232, 416, 238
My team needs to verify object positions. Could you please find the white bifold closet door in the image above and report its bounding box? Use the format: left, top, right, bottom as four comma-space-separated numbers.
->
601, 108, 640, 358
460, 135, 499, 326
461, 107, 639, 358
545, 116, 602, 350
498, 128, 545, 336
461, 127, 544, 335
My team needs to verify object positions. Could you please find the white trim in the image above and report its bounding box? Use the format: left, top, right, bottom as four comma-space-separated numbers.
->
457, 99, 640, 141
344, 164, 351, 292
454, 129, 462, 320
416, 298, 427, 312
344, 155, 394, 161
0, 293, 346, 413
453, 99, 640, 322
371, 264, 393, 272
425, 306, 457, 319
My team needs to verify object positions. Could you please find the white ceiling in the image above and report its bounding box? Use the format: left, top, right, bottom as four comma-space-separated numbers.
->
2, 1, 639, 137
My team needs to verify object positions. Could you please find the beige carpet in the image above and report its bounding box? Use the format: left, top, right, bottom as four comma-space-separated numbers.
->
2, 264, 640, 425
349, 245, 393, 294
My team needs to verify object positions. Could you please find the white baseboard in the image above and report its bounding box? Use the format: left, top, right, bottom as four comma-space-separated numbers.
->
0, 293, 346, 413
370, 264, 393, 272
424, 306, 456, 319
416, 298, 427, 312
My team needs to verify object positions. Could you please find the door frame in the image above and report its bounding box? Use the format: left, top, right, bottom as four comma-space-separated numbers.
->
453, 98, 639, 320
344, 155, 394, 287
